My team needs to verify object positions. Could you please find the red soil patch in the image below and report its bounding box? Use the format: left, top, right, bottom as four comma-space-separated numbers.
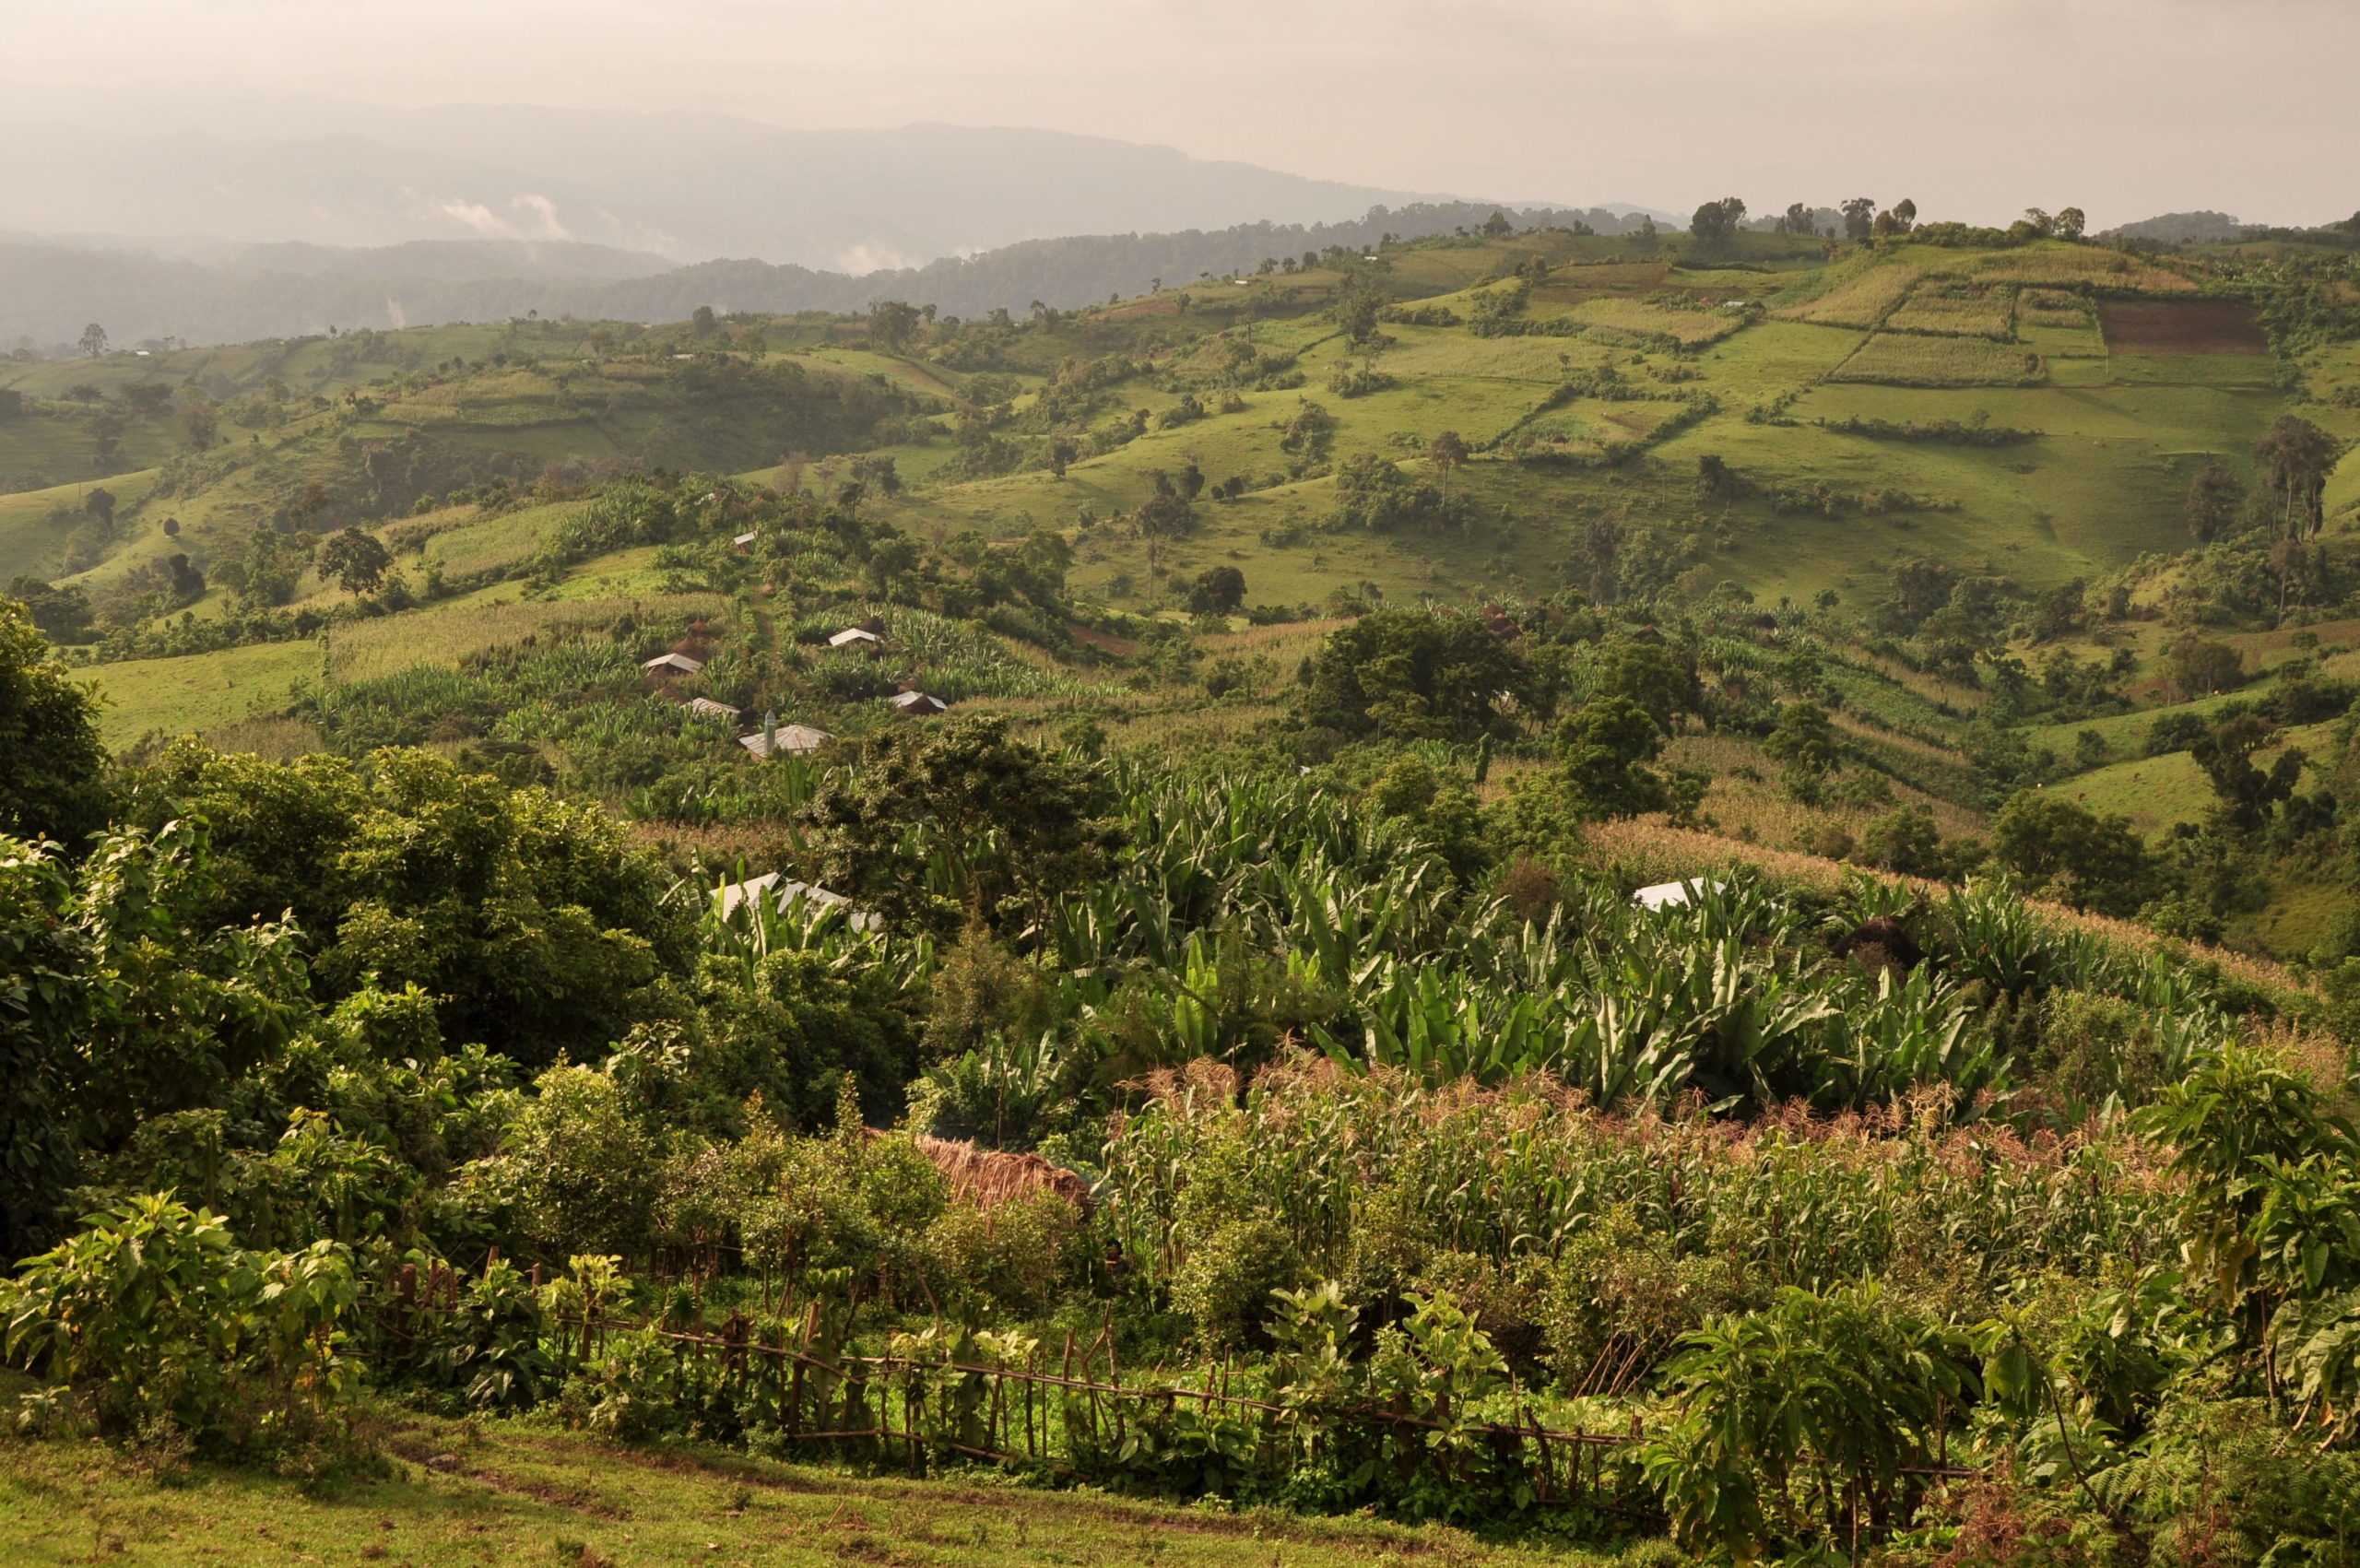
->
2097, 300, 2269, 356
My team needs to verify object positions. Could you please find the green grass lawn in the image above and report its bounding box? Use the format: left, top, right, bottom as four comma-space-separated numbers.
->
82, 639, 325, 747
420, 501, 590, 577
0, 1421, 1611, 1568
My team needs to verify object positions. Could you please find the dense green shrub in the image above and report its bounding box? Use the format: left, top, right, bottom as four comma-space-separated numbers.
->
0, 1194, 358, 1450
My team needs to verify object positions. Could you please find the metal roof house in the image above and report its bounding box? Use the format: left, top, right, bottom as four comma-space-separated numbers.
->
890, 690, 949, 715
642, 652, 705, 676
829, 626, 885, 648
738, 724, 832, 759
1632, 879, 1724, 912
714, 872, 878, 932
686, 697, 742, 723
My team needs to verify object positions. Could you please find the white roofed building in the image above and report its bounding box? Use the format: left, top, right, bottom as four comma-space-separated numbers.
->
714, 871, 878, 931
738, 724, 832, 759
1632, 879, 1725, 912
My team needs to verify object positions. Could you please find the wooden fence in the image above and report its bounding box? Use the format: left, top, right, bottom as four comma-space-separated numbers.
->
580, 1304, 1637, 1506
375, 1264, 1976, 1513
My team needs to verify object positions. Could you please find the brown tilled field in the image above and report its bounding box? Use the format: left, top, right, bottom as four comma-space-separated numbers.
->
2097, 300, 2270, 355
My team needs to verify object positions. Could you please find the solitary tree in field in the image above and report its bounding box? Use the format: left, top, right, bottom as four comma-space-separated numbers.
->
1134, 469, 1195, 581
1426, 430, 1469, 501
77, 323, 107, 359
1688, 197, 1747, 250
867, 300, 922, 353
2186, 461, 2242, 543
1553, 696, 1673, 821
83, 488, 115, 534
318, 527, 392, 595
690, 304, 718, 337
89, 408, 124, 470
1841, 197, 1876, 242
2055, 206, 2087, 240
1186, 564, 1245, 616
2189, 710, 2303, 832
1764, 700, 1840, 802
808, 715, 1125, 939
2165, 632, 2243, 700
176, 400, 218, 451
1047, 435, 1079, 478
2254, 415, 2342, 538
1989, 792, 2155, 914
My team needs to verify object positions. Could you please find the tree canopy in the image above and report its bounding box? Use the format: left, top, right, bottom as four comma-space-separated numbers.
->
808, 716, 1126, 940
1304, 608, 1523, 743
0, 595, 109, 848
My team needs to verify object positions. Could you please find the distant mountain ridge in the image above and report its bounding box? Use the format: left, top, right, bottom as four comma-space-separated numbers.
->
0, 203, 1658, 350
0, 105, 1445, 272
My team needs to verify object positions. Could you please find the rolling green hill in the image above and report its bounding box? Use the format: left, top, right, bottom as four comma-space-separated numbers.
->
6, 217, 2360, 955
18, 216, 2360, 1568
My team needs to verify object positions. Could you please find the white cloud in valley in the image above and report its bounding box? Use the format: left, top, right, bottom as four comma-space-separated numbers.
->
10, 0, 2356, 227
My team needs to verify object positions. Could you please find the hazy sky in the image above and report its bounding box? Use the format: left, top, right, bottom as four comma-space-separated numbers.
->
10, 0, 2356, 228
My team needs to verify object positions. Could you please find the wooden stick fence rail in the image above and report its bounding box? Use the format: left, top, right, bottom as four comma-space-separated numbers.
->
373, 1292, 1982, 1500
557, 1312, 1636, 1451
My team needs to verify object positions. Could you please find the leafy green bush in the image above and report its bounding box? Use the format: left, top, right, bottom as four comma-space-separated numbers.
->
0, 1195, 357, 1450
1171, 1217, 1302, 1346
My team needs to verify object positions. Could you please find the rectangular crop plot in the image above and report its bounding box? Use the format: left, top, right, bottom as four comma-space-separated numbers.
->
2016, 289, 2092, 330
1885, 281, 2014, 339
2098, 301, 2270, 356
1572, 297, 1745, 346
1780, 265, 1917, 328
1529, 261, 1672, 302
1974, 247, 2196, 293
1827, 334, 2046, 387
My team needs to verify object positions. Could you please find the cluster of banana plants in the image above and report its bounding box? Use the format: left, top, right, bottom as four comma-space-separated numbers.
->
702, 760, 2245, 1122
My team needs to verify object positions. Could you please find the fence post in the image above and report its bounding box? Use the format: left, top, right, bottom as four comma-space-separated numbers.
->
1060, 1329, 1078, 1454
1103, 1309, 1123, 1451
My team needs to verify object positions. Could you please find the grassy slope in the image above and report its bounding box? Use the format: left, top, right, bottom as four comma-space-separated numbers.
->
0, 1417, 1593, 1568
1, 234, 2305, 620
18, 230, 2360, 949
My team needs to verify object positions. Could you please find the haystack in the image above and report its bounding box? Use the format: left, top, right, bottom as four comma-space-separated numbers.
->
912, 1134, 1092, 1213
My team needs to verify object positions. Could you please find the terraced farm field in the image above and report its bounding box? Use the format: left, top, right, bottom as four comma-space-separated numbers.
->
1827, 333, 2046, 386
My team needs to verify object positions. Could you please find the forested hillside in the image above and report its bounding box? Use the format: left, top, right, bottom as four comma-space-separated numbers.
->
6, 205, 2360, 1565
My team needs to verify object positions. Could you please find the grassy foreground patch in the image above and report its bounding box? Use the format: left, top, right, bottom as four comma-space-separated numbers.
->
0, 1420, 1610, 1568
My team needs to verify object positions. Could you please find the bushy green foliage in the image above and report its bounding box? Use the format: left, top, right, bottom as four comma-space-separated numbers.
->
809, 716, 1126, 940
1645, 1283, 1978, 1562
1990, 791, 2157, 914
0, 595, 108, 847
124, 741, 690, 1066
1304, 608, 1524, 742
0, 1194, 358, 1450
